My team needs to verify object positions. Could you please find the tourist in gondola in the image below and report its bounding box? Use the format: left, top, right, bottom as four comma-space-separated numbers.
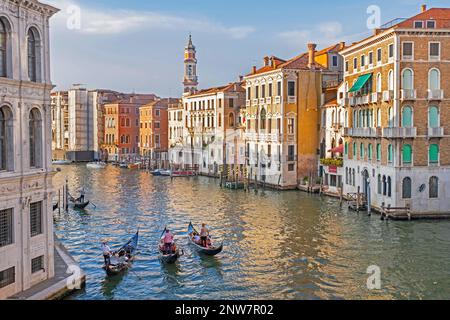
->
200, 223, 209, 248
102, 241, 112, 266
163, 229, 174, 254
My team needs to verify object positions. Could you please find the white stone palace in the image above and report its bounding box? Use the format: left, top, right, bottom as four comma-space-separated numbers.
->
0, 0, 58, 299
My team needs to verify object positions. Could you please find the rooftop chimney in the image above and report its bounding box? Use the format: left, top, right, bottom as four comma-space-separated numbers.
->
339, 42, 346, 50
263, 56, 270, 66
421, 4, 427, 12
271, 57, 277, 68
252, 66, 257, 74
308, 43, 317, 69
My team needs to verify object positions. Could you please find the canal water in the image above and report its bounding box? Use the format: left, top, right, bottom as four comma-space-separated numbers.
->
53, 165, 450, 300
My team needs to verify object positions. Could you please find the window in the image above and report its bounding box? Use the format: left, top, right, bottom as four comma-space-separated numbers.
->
429, 176, 439, 198
387, 176, 392, 197
353, 57, 358, 69
388, 44, 394, 59
30, 201, 42, 237
429, 42, 440, 60
388, 107, 393, 127
368, 144, 373, 160
429, 69, 440, 90
229, 98, 234, 108
377, 108, 381, 126
287, 118, 294, 134
268, 83, 273, 97
0, 106, 13, 171
382, 176, 387, 196
368, 52, 373, 65
277, 82, 282, 96
429, 144, 439, 164
260, 109, 266, 130
0, 267, 15, 289
261, 85, 266, 99
0, 208, 13, 247
155, 122, 160, 129
332, 55, 338, 67
388, 144, 393, 163
229, 113, 235, 127
402, 144, 412, 164
255, 86, 259, 99
287, 81, 295, 97
155, 109, 160, 117
27, 28, 39, 82
361, 55, 365, 67
344, 142, 348, 155
402, 69, 413, 90
427, 20, 436, 29
345, 61, 349, 72
376, 73, 382, 93
388, 70, 394, 91
414, 21, 424, 28
428, 106, 439, 128
360, 143, 365, 159
31, 256, 44, 274
0, 18, 9, 78
29, 108, 42, 168
402, 177, 412, 199
247, 87, 251, 100
402, 106, 413, 127
353, 142, 357, 158
288, 145, 295, 162
402, 42, 413, 59
377, 48, 382, 62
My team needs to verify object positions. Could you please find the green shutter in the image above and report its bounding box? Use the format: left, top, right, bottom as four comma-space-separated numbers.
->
353, 143, 357, 157
345, 142, 348, 155
402, 107, 413, 127
368, 144, 373, 160
388, 145, 393, 162
429, 107, 439, 128
377, 144, 381, 161
429, 144, 439, 163
402, 144, 412, 164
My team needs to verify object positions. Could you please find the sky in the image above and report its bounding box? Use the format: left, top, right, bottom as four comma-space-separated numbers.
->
42, 0, 450, 97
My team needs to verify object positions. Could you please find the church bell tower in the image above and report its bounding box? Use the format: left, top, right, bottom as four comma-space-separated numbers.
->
183, 34, 198, 95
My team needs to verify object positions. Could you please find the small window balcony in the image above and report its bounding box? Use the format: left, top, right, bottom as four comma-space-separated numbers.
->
401, 89, 417, 101
383, 127, 417, 138
287, 96, 296, 104
428, 127, 444, 138
246, 100, 251, 107
265, 97, 272, 104
382, 90, 394, 102
274, 96, 281, 104
427, 89, 444, 101
259, 98, 266, 104
371, 92, 381, 103
252, 99, 259, 105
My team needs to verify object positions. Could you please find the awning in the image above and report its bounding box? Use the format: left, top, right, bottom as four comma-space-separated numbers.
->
348, 73, 372, 93
328, 145, 344, 154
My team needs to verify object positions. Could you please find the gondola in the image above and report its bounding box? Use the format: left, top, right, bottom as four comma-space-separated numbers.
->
158, 228, 182, 264
104, 230, 139, 276
187, 222, 223, 256
69, 194, 90, 210
53, 202, 59, 211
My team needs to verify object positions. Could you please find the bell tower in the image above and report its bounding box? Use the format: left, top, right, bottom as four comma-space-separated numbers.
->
183, 34, 198, 95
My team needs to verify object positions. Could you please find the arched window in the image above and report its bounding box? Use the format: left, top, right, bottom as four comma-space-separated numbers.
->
353, 142, 357, 158
402, 177, 412, 199
388, 107, 393, 127
429, 176, 439, 198
229, 113, 235, 127
429, 144, 439, 164
388, 70, 394, 91
344, 142, 348, 155
402, 144, 412, 164
0, 105, 13, 171
218, 113, 222, 127
29, 108, 42, 168
387, 176, 392, 197
402, 69, 413, 90
402, 106, 413, 127
377, 143, 381, 161
360, 143, 365, 159
377, 174, 382, 194
428, 106, 439, 128
368, 143, 373, 161
382, 175, 387, 196
376, 73, 382, 92
429, 68, 440, 90
388, 144, 393, 163
353, 110, 357, 127
0, 19, 7, 78
27, 28, 40, 82
352, 169, 355, 187
260, 109, 266, 130
377, 108, 381, 127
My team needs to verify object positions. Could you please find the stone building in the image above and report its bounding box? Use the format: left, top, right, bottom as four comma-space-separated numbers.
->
168, 100, 185, 166
341, 5, 450, 215
243, 43, 343, 189
0, 0, 58, 299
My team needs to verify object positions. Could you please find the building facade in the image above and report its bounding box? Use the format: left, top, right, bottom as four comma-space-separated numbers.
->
0, 0, 58, 299
341, 5, 450, 215
168, 100, 185, 166
243, 43, 342, 189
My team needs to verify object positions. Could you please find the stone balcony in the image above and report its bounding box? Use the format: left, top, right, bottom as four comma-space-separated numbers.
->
343, 127, 380, 138
427, 89, 444, 101
244, 132, 283, 142
383, 90, 394, 102
274, 96, 281, 104
383, 127, 417, 138
428, 127, 444, 138
401, 89, 417, 101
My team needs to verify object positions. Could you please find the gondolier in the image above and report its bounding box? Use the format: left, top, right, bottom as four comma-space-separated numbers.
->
102, 241, 112, 266
200, 223, 209, 248
163, 229, 174, 253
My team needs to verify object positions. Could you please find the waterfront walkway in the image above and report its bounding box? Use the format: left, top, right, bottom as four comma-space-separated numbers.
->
8, 239, 85, 300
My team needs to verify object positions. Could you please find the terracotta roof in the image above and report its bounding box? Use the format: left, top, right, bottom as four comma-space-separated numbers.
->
395, 8, 450, 29
187, 82, 244, 98
324, 98, 338, 107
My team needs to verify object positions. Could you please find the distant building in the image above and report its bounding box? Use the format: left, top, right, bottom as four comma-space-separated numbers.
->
168, 100, 185, 165
0, 0, 59, 299
140, 98, 179, 168
340, 5, 450, 216
103, 95, 157, 162
183, 35, 198, 95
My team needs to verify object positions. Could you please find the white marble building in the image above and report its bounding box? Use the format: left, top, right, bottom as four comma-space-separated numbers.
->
0, 0, 58, 299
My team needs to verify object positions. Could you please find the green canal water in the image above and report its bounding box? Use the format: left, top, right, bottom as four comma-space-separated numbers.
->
53, 164, 450, 300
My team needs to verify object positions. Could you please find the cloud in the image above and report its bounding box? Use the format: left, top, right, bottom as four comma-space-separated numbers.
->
277, 21, 344, 48
42, 0, 255, 38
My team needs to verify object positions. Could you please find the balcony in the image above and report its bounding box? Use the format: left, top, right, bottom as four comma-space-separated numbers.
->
348, 97, 357, 106
343, 127, 378, 138
428, 127, 444, 137
274, 96, 281, 104
427, 89, 444, 101
246, 100, 251, 107
383, 127, 417, 138
265, 97, 272, 104
401, 89, 417, 101
371, 92, 381, 103
287, 96, 296, 104
252, 99, 259, 105
259, 98, 266, 104
383, 90, 394, 102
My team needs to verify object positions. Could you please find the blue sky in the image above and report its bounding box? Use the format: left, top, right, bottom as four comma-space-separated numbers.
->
43, 0, 449, 97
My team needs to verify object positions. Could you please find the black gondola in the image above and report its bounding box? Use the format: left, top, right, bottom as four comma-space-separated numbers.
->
104, 230, 139, 276
53, 202, 59, 211
69, 194, 90, 210
158, 228, 182, 264
187, 222, 223, 256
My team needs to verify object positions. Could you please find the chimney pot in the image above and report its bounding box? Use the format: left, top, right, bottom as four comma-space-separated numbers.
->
307, 43, 317, 68
263, 56, 270, 66
252, 66, 257, 73
421, 4, 427, 12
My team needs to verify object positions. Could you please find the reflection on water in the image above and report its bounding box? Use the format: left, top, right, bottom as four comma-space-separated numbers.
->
53, 164, 450, 300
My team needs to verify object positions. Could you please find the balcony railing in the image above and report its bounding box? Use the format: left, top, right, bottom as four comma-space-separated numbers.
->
274, 96, 281, 104
383, 127, 417, 138
252, 99, 259, 105
371, 92, 381, 103
383, 90, 394, 102
428, 127, 444, 137
246, 100, 251, 107
343, 127, 378, 138
401, 89, 417, 101
427, 89, 444, 101
287, 96, 296, 104
265, 97, 272, 104
259, 98, 266, 104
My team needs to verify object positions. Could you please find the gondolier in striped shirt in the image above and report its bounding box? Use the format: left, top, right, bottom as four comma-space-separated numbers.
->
102, 241, 112, 266
200, 224, 209, 248
163, 229, 174, 253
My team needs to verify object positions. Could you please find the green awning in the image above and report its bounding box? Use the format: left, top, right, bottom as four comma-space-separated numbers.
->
349, 73, 372, 93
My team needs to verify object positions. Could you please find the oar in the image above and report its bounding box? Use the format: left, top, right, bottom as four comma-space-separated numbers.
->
90, 201, 97, 209
129, 268, 142, 280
